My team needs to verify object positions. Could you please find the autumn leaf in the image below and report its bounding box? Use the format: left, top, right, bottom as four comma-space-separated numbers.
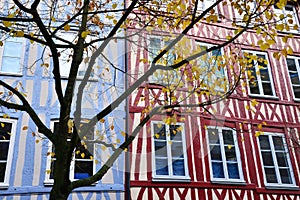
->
22, 126, 28, 130
64, 24, 71, 31
112, 3, 117, 9
99, 118, 105, 123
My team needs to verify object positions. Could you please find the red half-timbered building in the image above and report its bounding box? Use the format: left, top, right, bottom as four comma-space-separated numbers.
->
127, 1, 300, 199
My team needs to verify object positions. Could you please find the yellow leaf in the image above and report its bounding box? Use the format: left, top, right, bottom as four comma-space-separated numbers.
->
101, 145, 107, 151
3, 21, 12, 27
282, 36, 288, 43
116, 139, 120, 143
287, 47, 293, 55
124, 148, 128, 152
245, 105, 250, 110
276, 24, 284, 32
3, 114, 9, 118
35, 139, 40, 143
51, 17, 57, 22
64, 24, 71, 31
22, 126, 28, 130
81, 153, 85, 158
15, 31, 24, 37
46, 169, 51, 174
155, 133, 160, 139
121, 131, 126, 137
258, 124, 262, 130
81, 30, 90, 39
262, 121, 267, 126
0, 41, 3, 46
94, 160, 99, 164
110, 125, 114, 130
99, 118, 105, 123
228, 145, 232, 150
112, 3, 117, 9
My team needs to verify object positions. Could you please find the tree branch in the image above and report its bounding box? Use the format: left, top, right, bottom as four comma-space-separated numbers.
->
0, 80, 54, 142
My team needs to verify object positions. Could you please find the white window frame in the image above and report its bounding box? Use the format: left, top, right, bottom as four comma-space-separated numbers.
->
0, 37, 25, 75
0, 118, 17, 189
44, 121, 96, 185
243, 51, 276, 97
151, 121, 190, 182
257, 132, 297, 189
286, 56, 300, 100
196, 42, 227, 91
206, 126, 245, 184
273, 4, 300, 33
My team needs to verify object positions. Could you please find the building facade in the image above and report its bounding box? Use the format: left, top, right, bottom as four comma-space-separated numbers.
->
0, 31, 126, 200
127, 1, 300, 199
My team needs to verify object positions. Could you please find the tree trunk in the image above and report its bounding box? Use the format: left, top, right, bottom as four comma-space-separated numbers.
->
49, 185, 71, 200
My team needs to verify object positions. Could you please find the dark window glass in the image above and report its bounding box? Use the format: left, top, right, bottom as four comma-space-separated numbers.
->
259, 135, 270, 149
265, 167, 277, 183
172, 159, 185, 176
74, 161, 93, 179
0, 163, 7, 182
155, 158, 169, 175
212, 162, 225, 178
227, 163, 240, 179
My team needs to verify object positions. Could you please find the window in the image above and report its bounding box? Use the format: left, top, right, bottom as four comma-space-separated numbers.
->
0, 37, 24, 75
274, 4, 299, 33
286, 57, 300, 99
258, 133, 296, 187
196, 43, 226, 91
148, 37, 178, 85
152, 121, 190, 181
244, 51, 275, 97
0, 118, 16, 188
55, 33, 95, 79
45, 121, 95, 184
233, 2, 258, 26
207, 127, 244, 183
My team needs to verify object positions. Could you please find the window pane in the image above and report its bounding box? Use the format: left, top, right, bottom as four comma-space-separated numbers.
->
172, 159, 185, 176
272, 136, 284, 150
75, 143, 93, 159
225, 147, 237, 161
259, 135, 270, 150
261, 152, 274, 166
287, 58, 297, 71
0, 123, 11, 140
0, 162, 7, 182
280, 168, 292, 184
262, 82, 273, 95
1, 57, 21, 73
50, 160, 56, 179
293, 86, 300, 98
170, 125, 182, 141
74, 161, 93, 179
227, 163, 240, 179
265, 167, 278, 183
260, 67, 270, 81
276, 152, 289, 167
153, 124, 166, 140
289, 72, 300, 84
212, 162, 225, 178
155, 158, 169, 175
171, 142, 183, 158
222, 130, 234, 145
0, 142, 9, 160
208, 129, 219, 144
249, 81, 260, 94
3, 41, 22, 56
154, 141, 167, 157
210, 145, 222, 160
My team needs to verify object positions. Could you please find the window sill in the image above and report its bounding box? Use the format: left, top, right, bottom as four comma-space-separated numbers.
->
248, 94, 279, 100
265, 184, 299, 190
0, 183, 9, 189
152, 176, 191, 182
0, 72, 23, 77
211, 180, 246, 185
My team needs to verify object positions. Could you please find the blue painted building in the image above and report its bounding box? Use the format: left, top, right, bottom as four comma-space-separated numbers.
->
0, 27, 126, 200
